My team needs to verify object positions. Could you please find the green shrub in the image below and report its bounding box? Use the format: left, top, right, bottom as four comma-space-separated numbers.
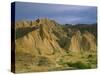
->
67, 61, 91, 69
36, 56, 51, 66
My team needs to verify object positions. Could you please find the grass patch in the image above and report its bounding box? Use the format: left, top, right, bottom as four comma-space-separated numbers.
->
66, 61, 91, 69
36, 56, 52, 66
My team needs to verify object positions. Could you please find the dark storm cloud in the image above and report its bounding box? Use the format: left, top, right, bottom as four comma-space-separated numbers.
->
15, 2, 97, 24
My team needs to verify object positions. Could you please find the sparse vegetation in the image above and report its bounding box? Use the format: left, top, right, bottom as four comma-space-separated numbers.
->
66, 61, 91, 69
36, 56, 52, 66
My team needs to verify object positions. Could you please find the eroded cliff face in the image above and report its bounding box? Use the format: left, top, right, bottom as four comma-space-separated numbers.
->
15, 18, 67, 57
69, 30, 82, 52
16, 18, 97, 55
82, 31, 96, 51
69, 30, 96, 52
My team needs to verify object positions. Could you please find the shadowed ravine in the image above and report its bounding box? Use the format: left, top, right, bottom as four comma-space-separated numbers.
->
16, 26, 39, 39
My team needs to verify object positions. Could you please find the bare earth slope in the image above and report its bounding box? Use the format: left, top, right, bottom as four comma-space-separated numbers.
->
15, 18, 97, 73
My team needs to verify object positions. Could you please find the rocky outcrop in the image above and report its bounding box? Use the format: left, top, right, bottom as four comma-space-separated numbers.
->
69, 30, 82, 52
16, 18, 66, 56
82, 31, 96, 51
15, 18, 97, 56
69, 30, 96, 52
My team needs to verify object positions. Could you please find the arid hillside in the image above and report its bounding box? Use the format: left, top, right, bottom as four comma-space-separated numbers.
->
15, 18, 97, 73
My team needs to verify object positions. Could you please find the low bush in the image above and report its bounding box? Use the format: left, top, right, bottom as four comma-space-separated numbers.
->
67, 61, 91, 69
36, 56, 51, 66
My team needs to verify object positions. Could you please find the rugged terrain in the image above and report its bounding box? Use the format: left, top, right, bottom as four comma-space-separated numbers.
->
15, 18, 97, 73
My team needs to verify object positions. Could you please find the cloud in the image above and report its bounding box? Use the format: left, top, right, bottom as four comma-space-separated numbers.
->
15, 2, 97, 24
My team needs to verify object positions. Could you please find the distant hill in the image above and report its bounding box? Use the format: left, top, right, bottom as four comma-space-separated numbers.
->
62, 23, 97, 38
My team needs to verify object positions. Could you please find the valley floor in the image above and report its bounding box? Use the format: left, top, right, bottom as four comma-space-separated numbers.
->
15, 50, 97, 73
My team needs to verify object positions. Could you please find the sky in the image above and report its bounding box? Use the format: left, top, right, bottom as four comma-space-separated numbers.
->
15, 2, 97, 24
